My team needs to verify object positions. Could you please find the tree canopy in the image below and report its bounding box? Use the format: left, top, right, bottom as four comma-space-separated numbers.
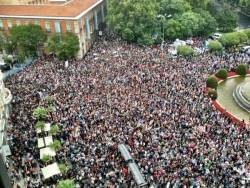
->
8, 24, 47, 57
107, 0, 227, 44
108, 0, 158, 45
48, 32, 79, 60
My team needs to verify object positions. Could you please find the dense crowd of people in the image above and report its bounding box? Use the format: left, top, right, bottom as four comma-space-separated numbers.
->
5, 32, 250, 187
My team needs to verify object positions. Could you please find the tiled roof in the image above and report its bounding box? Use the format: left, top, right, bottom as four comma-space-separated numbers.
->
0, 0, 102, 18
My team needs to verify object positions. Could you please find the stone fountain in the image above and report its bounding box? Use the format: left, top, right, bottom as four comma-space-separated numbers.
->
233, 81, 250, 113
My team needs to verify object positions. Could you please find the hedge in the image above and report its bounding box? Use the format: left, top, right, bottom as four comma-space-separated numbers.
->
177, 45, 194, 57
208, 89, 218, 100
235, 64, 247, 76
219, 31, 249, 48
244, 28, 250, 39
215, 69, 228, 79
208, 40, 223, 52
236, 32, 248, 43
206, 76, 218, 89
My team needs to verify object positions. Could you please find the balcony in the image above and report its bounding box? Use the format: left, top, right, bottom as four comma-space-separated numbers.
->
3, 88, 12, 106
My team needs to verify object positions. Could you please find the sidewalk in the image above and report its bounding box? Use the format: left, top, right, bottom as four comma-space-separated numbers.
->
3, 58, 35, 81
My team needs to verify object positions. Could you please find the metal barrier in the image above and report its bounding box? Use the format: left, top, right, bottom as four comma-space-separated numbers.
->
118, 144, 133, 163
118, 144, 147, 187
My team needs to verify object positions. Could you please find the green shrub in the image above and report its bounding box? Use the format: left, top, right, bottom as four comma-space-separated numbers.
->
57, 179, 75, 188
49, 124, 59, 136
208, 40, 223, 52
35, 121, 45, 131
243, 28, 250, 39
42, 155, 52, 163
33, 107, 48, 120
219, 32, 241, 48
236, 32, 248, 43
177, 45, 194, 56
208, 89, 218, 100
59, 163, 68, 174
3, 56, 12, 65
17, 53, 25, 64
215, 69, 228, 79
235, 64, 247, 76
206, 76, 218, 88
49, 140, 61, 151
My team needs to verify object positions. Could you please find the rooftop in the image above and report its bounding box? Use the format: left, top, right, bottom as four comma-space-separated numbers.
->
0, 0, 103, 19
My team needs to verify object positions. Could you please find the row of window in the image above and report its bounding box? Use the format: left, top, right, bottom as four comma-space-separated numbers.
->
0, 19, 72, 33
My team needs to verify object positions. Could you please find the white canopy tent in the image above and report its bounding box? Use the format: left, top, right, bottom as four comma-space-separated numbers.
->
41, 163, 60, 179
38, 136, 53, 148
36, 123, 51, 134
40, 147, 56, 159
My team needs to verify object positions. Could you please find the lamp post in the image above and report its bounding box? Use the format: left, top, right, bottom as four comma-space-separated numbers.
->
157, 14, 172, 51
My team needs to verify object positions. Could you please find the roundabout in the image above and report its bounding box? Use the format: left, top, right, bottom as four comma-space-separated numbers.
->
214, 74, 250, 122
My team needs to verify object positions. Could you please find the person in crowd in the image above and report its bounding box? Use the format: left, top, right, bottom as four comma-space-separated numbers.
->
5, 32, 250, 187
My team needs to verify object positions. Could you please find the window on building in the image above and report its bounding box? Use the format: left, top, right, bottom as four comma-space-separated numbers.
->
7, 20, 12, 28
45, 21, 51, 32
25, 20, 30, 25
0, 20, 3, 30
16, 20, 21, 26
85, 18, 90, 39
66, 22, 71, 32
74, 21, 79, 34
54, 21, 61, 33
34, 20, 40, 26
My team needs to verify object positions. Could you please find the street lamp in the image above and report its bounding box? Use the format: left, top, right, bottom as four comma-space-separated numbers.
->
157, 14, 172, 51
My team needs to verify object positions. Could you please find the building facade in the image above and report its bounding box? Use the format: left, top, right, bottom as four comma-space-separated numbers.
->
0, 70, 12, 188
0, 0, 107, 58
0, 0, 48, 5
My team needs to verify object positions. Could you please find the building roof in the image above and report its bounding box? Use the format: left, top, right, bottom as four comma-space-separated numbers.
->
0, 0, 103, 19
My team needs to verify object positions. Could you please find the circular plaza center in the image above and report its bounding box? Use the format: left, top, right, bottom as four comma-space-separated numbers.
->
216, 75, 250, 122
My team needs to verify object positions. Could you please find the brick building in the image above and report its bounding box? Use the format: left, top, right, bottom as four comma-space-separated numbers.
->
0, 0, 107, 58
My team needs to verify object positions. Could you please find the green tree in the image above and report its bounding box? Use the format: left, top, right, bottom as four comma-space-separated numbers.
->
240, 0, 250, 14
165, 19, 183, 39
108, 0, 158, 45
159, 0, 191, 16
186, 0, 211, 9
48, 32, 79, 60
57, 179, 75, 188
194, 10, 217, 36
9, 24, 47, 57
177, 11, 201, 38
208, 2, 237, 32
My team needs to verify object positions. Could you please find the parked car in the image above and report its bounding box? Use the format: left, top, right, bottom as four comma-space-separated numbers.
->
240, 46, 250, 55
0, 62, 11, 72
208, 33, 222, 40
